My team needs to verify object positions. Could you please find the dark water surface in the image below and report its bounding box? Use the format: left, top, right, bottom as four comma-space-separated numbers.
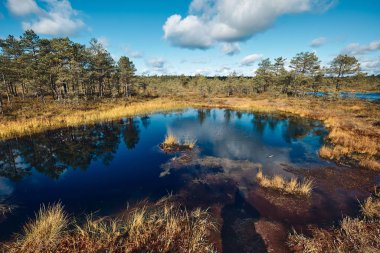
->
0, 109, 332, 243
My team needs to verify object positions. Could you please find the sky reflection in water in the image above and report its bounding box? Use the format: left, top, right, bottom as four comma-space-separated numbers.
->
0, 109, 330, 239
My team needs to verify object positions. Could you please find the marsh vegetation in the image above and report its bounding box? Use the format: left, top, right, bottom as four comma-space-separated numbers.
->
0, 30, 379, 252
256, 170, 314, 197
160, 133, 197, 152
2, 198, 216, 253
288, 196, 380, 253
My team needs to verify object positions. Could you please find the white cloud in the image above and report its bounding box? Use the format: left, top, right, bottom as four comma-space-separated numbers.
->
125, 47, 143, 58
310, 37, 327, 47
7, 0, 40, 16
163, 0, 336, 49
361, 57, 380, 74
7, 0, 84, 36
342, 40, 380, 55
163, 14, 213, 49
241, 54, 263, 66
221, 42, 240, 56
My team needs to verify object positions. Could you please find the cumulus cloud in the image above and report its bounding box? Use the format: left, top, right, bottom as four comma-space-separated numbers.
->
241, 54, 263, 66
361, 57, 380, 74
7, 0, 40, 16
163, 14, 213, 49
6, 0, 84, 36
310, 37, 327, 47
342, 40, 380, 55
222, 42, 240, 56
163, 0, 336, 49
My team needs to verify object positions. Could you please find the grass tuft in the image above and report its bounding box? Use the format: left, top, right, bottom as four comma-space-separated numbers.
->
319, 145, 334, 159
163, 133, 179, 146
361, 197, 380, 219
298, 179, 314, 196
3, 197, 217, 253
184, 138, 197, 149
256, 170, 313, 197
160, 132, 197, 152
11, 203, 68, 252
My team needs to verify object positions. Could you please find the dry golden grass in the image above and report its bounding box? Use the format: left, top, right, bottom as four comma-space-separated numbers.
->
288, 196, 380, 253
359, 159, 380, 171
289, 218, 380, 253
298, 179, 314, 196
361, 197, 380, 219
8, 203, 68, 253
319, 146, 334, 159
160, 132, 197, 152
285, 178, 299, 193
256, 170, 313, 197
0, 98, 190, 141
163, 133, 179, 146
3, 197, 217, 253
184, 138, 197, 149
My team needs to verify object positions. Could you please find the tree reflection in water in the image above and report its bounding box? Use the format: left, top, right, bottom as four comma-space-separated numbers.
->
0, 109, 327, 182
0, 119, 141, 181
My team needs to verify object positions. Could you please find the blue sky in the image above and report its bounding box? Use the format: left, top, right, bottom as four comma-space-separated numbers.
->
0, 0, 379, 75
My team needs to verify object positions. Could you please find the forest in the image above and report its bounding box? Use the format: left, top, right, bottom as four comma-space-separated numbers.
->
1, 30, 379, 115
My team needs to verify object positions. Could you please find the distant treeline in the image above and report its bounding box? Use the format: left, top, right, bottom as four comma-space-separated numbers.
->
0, 30, 136, 110
0, 30, 379, 112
